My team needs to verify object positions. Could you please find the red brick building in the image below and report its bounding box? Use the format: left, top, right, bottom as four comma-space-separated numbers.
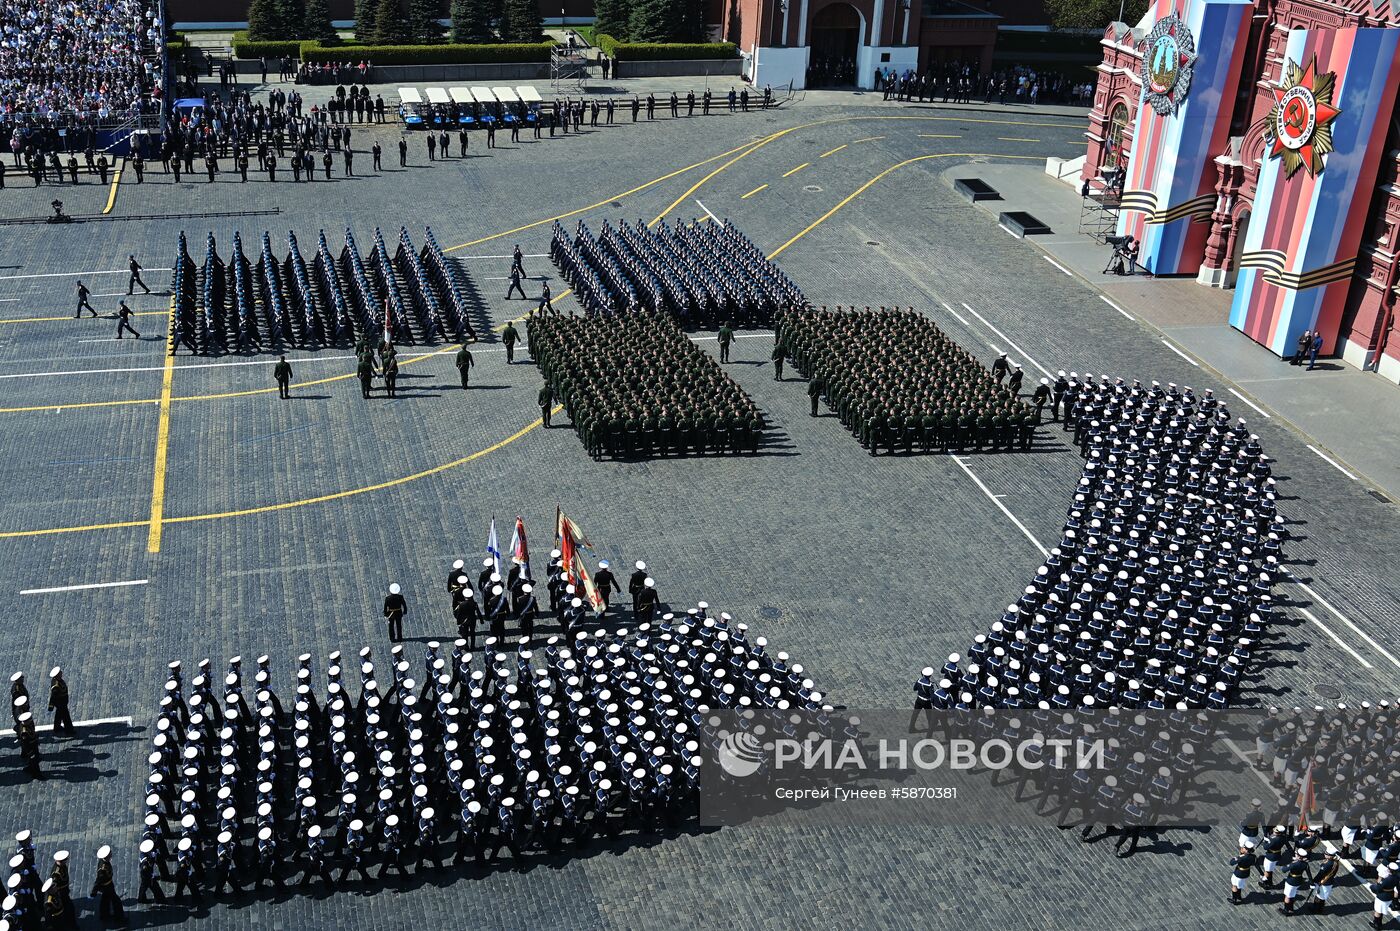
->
718, 0, 1002, 89
1081, 0, 1400, 379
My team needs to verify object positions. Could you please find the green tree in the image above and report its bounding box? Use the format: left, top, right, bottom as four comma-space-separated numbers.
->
246, 0, 289, 40
501, 0, 541, 42
450, 0, 494, 42
354, 0, 378, 42
676, 0, 705, 42
593, 0, 630, 39
373, 0, 406, 43
278, 0, 308, 38
627, 0, 683, 43
304, 0, 338, 43
406, 0, 445, 42
1043, 0, 1149, 29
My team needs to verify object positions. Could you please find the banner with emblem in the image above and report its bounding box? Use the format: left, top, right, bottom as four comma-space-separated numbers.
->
1229, 27, 1400, 356
1115, 0, 1252, 275
555, 508, 605, 614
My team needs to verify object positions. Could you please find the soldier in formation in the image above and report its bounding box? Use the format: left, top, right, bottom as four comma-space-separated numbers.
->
131, 602, 830, 902
916, 375, 1282, 712
777, 306, 1036, 454
527, 311, 764, 459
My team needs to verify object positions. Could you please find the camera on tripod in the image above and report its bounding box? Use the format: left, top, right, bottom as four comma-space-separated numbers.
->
1105, 234, 1129, 248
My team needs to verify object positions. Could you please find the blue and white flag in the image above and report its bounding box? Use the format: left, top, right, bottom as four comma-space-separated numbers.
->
486, 517, 503, 577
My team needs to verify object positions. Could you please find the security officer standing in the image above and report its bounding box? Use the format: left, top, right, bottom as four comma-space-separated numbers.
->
372, 141, 382, 171
47, 668, 73, 736
455, 342, 474, 389
771, 340, 785, 380
274, 355, 293, 399
808, 372, 824, 417
398, 137, 408, 167
383, 583, 407, 642
717, 321, 734, 363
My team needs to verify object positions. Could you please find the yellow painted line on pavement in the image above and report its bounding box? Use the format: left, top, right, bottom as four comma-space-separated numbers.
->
649, 135, 778, 226
782, 162, 810, 178
819, 144, 847, 158
768, 152, 1044, 260
0, 310, 165, 326
0, 406, 563, 541
444, 135, 778, 253
101, 159, 124, 215
918, 134, 962, 139
165, 406, 561, 526
741, 184, 768, 200
146, 298, 177, 552
998, 137, 1040, 143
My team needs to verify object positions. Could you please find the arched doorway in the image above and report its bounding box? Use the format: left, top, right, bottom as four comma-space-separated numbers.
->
808, 4, 862, 87
1102, 102, 1130, 170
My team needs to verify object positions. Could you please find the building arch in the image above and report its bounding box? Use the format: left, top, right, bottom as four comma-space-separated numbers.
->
806, 1, 867, 87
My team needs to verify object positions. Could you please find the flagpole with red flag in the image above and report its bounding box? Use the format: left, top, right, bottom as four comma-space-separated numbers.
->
555, 508, 603, 614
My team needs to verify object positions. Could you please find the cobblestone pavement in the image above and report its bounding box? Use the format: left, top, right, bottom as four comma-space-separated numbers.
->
0, 92, 1393, 930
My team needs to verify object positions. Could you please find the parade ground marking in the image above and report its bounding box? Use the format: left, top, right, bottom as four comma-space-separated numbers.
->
1098, 295, 1133, 320
768, 152, 1044, 260
1042, 256, 1073, 277
1159, 338, 1200, 367
1227, 387, 1271, 418
0, 267, 172, 282
0, 715, 133, 737
917, 134, 961, 139
741, 184, 768, 199
997, 137, 1040, 143
949, 455, 1049, 558
959, 301, 1052, 378
19, 579, 148, 595
782, 162, 810, 178
819, 144, 847, 158
694, 199, 719, 222
147, 297, 177, 552
1305, 444, 1358, 481
101, 159, 124, 215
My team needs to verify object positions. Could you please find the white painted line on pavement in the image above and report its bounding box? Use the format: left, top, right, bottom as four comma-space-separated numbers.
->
940, 301, 971, 327
1227, 388, 1271, 418
1159, 338, 1200, 367
0, 715, 133, 737
1099, 295, 1133, 320
1305, 444, 1358, 480
694, 199, 719, 223
960, 302, 1053, 378
950, 456, 1049, 557
20, 579, 148, 595
0, 298, 19, 302
1289, 574, 1400, 670
1300, 606, 1373, 669
454, 254, 548, 260
1043, 256, 1073, 277
0, 268, 171, 281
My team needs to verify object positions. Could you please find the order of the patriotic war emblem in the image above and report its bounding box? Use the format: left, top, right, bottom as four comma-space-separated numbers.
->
1141, 13, 1197, 115
1266, 54, 1342, 179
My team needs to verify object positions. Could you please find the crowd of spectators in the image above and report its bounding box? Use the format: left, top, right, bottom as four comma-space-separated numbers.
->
876, 63, 1093, 107
0, 0, 165, 129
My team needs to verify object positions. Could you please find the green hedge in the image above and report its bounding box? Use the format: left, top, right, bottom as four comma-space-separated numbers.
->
166, 39, 187, 57
300, 41, 552, 64
232, 31, 303, 59
596, 35, 737, 61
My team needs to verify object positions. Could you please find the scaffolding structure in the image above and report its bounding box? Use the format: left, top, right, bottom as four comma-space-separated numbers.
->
1078, 178, 1123, 245
550, 46, 589, 95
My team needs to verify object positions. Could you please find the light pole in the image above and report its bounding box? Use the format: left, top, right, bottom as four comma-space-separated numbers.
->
776, 0, 789, 48
900, 0, 912, 45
